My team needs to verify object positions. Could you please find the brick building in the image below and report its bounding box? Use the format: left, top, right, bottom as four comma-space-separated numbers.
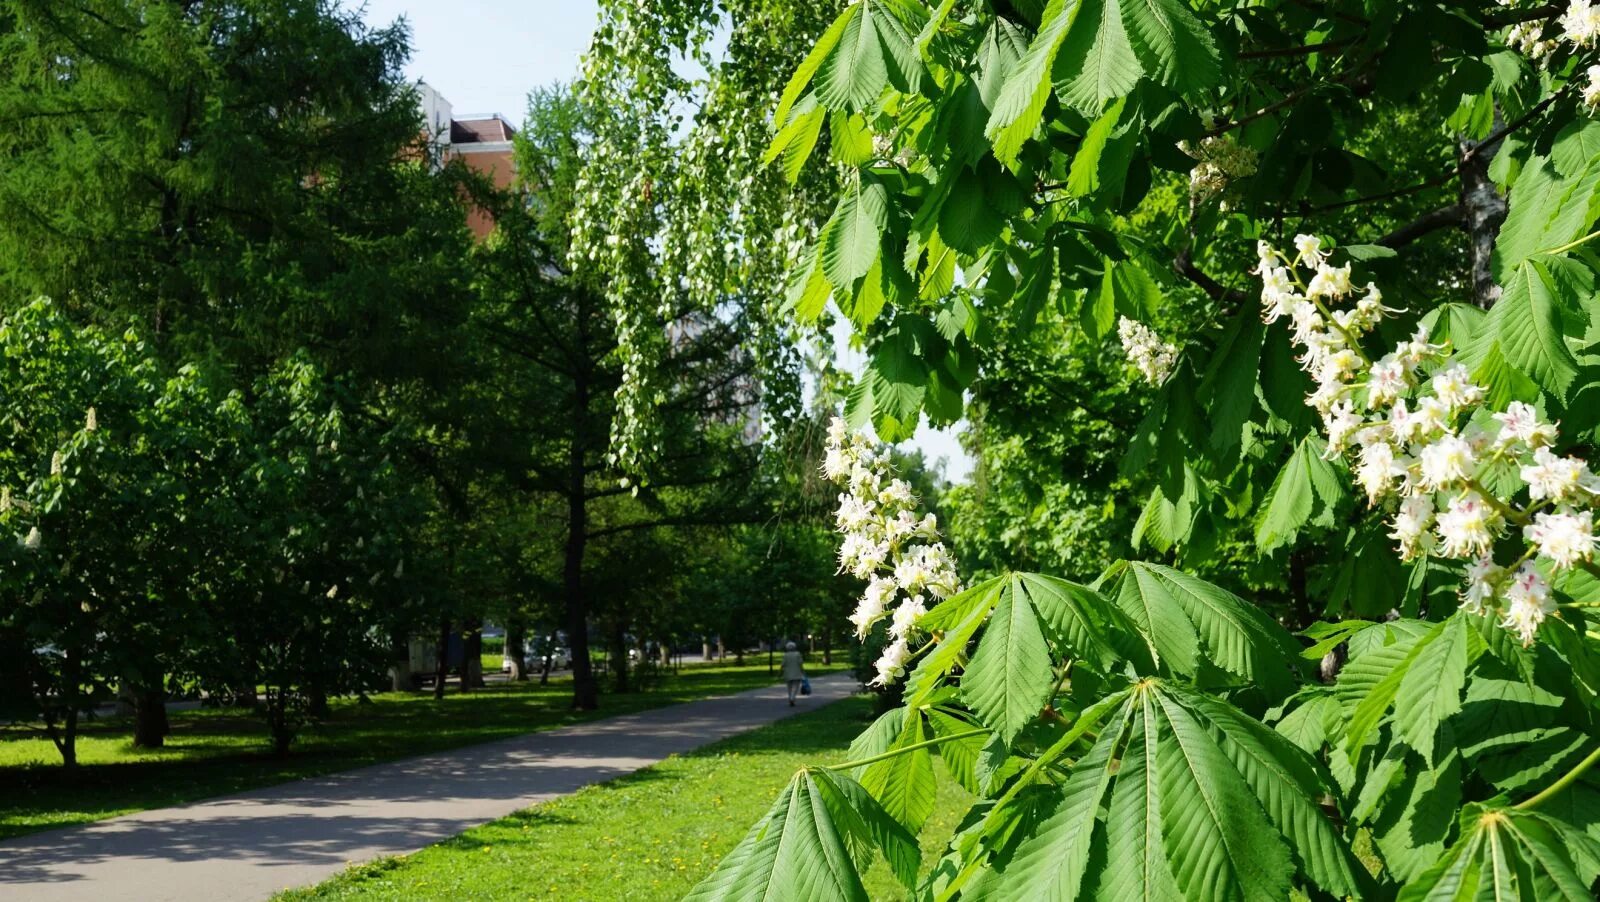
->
419, 82, 517, 238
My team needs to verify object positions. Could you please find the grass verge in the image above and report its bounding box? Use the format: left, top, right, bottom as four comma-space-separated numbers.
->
276, 696, 969, 901
1, 655, 847, 841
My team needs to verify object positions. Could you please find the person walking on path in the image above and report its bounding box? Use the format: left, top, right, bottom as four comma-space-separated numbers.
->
781, 641, 806, 706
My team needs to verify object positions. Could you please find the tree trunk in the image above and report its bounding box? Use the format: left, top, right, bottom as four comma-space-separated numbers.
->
565, 353, 599, 712
823, 629, 832, 666
610, 620, 630, 694
307, 685, 329, 718
390, 630, 414, 692
433, 618, 450, 701
1460, 127, 1507, 308
506, 623, 527, 681
461, 623, 482, 692
131, 685, 169, 749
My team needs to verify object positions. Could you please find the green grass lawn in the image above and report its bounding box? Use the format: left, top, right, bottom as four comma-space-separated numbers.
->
0, 655, 849, 841
277, 695, 968, 902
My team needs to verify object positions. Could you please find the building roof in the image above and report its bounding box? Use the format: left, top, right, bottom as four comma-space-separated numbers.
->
450, 115, 517, 144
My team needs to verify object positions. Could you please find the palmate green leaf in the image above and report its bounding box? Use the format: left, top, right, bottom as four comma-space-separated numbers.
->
1150, 689, 1295, 902
985, 0, 1081, 166
687, 770, 867, 902
938, 167, 1004, 255
1491, 156, 1600, 280
1052, 0, 1142, 113
865, 337, 926, 441
1171, 686, 1367, 898
1255, 435, 1345, 552
1015, 571, 1147, 671
1066, 96, 1126, 196
860, 707, 938, 832
926, 707, 993, 795
1117, 0, 1220, 95
821, 176, 890, 290
1340, 618, 1442, 754
1115, 562, 1300, 697
816, 0, 887, 112
810, 768, 922, 893
1393, 612, 1475, 765
1464, 255, 1592, 402
774, 3, 856, 125
964, 695, 1131, 901
961, 574, 1055, 744
782, 247, 830, 323
1371, 747, 1463, 883
1090, 689, 1183, 902
1397, 806, 1600, 901
965, 681, 1347, 901
906, 575, 1004, 708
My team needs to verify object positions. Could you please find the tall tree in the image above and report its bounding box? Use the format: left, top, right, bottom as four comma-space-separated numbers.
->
469, 86, 769, 710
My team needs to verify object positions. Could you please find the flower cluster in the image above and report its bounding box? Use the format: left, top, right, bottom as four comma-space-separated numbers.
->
1259, 237, 1600, 645
1563, 0, 1600, 47
1117, 316, 1179, 385
824, 418, 962, 685
1180, 134, 1258, 204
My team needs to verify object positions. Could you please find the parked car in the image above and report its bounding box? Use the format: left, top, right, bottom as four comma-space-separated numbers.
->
503, 637, 570, 673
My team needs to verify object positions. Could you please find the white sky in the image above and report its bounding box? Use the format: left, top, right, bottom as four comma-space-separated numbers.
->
354, 0, 973, 481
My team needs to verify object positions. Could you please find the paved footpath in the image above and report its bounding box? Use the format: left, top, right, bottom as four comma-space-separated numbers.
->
0, 673, 858, 902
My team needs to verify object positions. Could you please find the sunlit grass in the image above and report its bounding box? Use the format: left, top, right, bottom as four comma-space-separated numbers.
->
277, 696, 969, 901
0, 655, 849, 840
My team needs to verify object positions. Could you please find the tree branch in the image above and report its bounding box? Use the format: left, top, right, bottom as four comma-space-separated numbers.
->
1377, 204, 1464, 248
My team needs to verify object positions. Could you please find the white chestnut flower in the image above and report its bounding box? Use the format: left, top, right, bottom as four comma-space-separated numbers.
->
1461, 555, 1504, 615
84, 407, 98, 432
1367, 356, 1410, 408
872, 638, 911, 686
1492, 402, 1557, 452
1117, 317, 1179, 385
1521, 447, 1598, 504
1293, 234, 1328, 264
889, 595, 928, 639
1391, 495, 1437, 560
1418, 433, 1476, 491
1501, 563, 1554, 646
1306, 263, 1354, 298
1430, 364, 1485, 411
1561, 0, 1600, 47
1356, 441, 1407, 504
22, 526, 42, 551
1435, 491, 1500, 559
1525, 510, 1597, 569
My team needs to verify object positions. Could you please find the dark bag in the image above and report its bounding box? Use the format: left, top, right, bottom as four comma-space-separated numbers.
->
800, 677, 812, 696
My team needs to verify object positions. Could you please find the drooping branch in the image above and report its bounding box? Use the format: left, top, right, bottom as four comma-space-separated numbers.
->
1377, 204, 1464, 248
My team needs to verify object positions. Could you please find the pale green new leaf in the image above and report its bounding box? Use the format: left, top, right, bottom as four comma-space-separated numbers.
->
961, 574, 1055, 743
